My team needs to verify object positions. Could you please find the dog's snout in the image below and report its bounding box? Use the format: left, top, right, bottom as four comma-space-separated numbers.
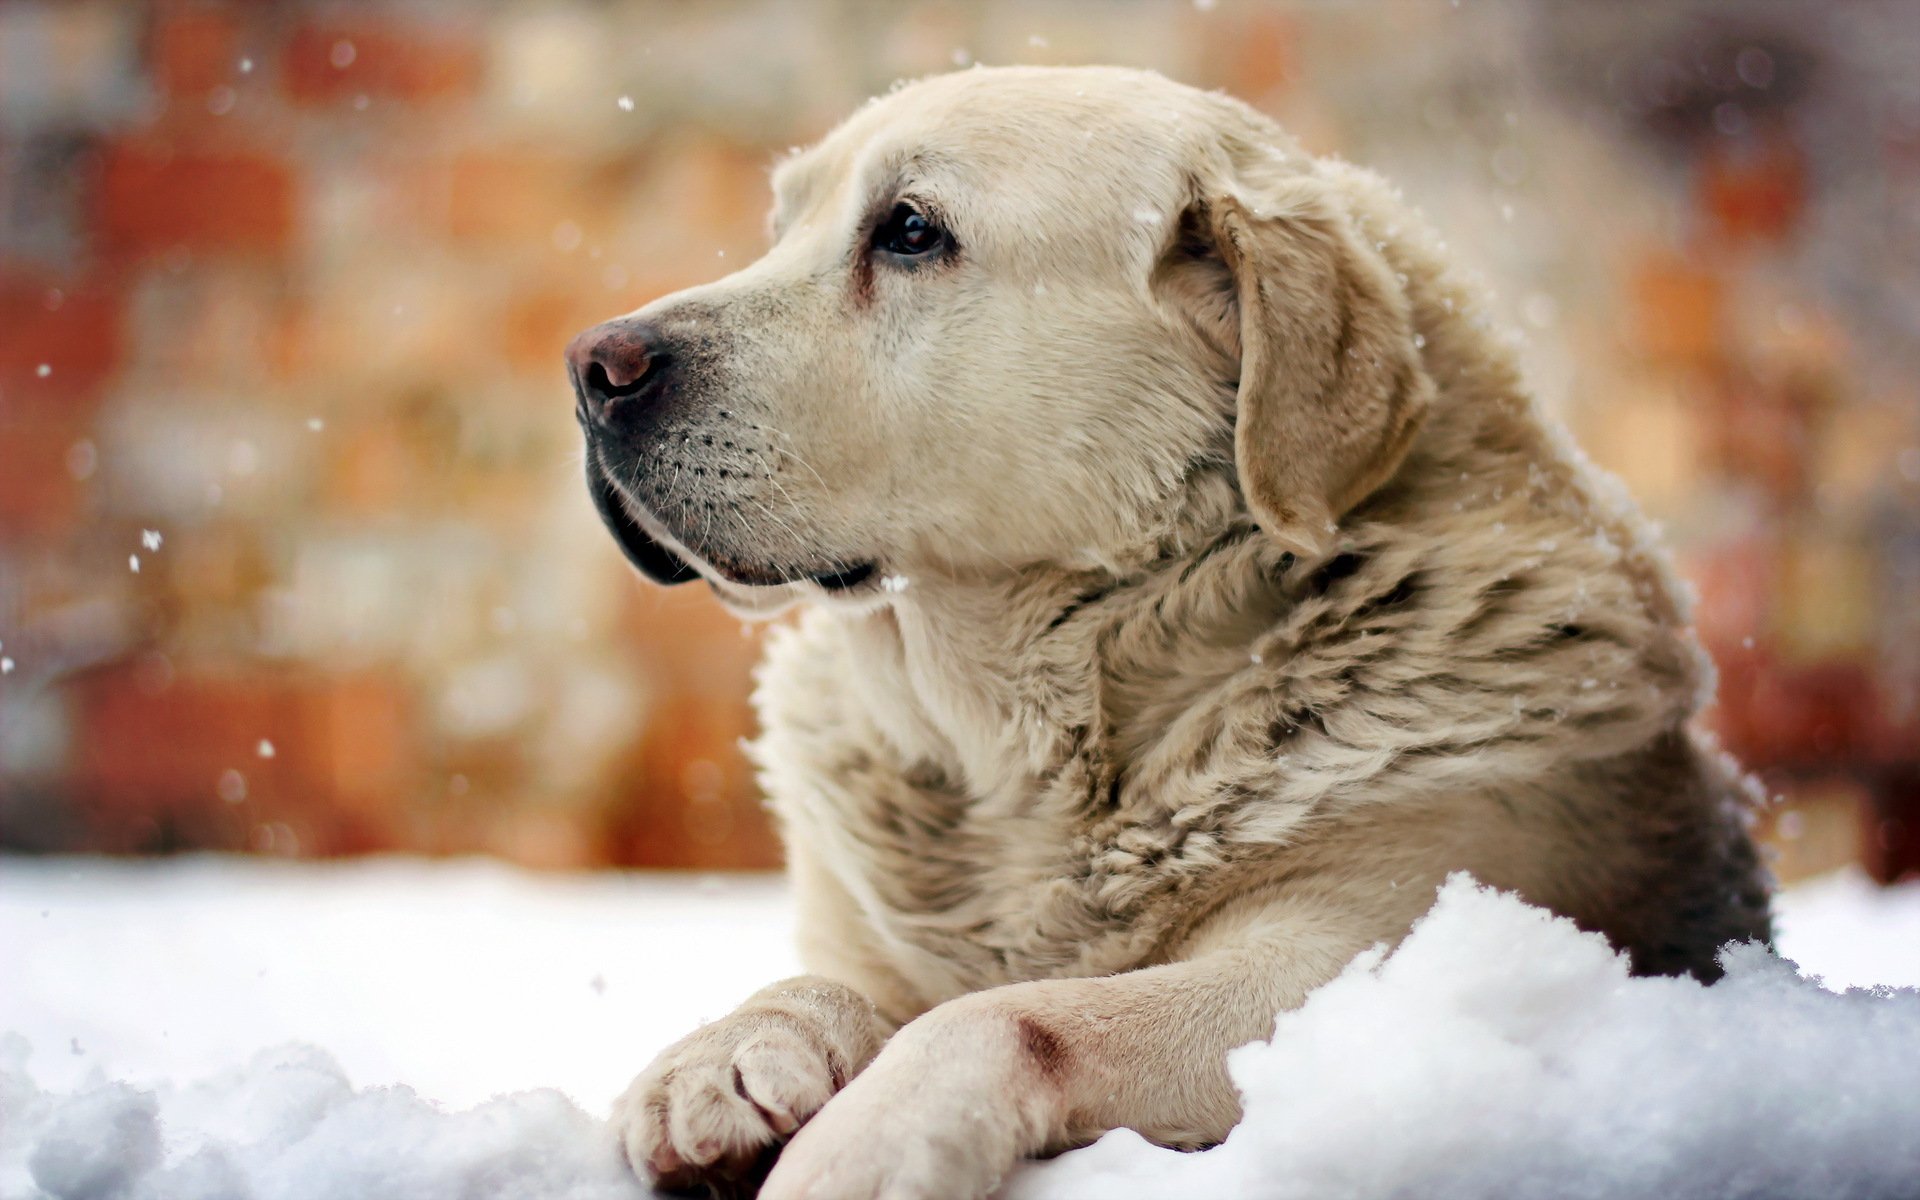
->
566, 318, 670, 428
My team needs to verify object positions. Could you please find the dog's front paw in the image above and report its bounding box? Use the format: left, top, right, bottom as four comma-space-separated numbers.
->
612, 1004, 853, 1197
757, 1001, 1057, 1200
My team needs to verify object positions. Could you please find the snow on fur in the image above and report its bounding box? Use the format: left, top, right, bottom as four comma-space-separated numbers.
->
2, 863, 1916, 1200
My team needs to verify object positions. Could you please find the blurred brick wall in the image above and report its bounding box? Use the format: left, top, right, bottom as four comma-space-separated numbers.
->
0, 1, 1915, 879
0, 0, 799, 868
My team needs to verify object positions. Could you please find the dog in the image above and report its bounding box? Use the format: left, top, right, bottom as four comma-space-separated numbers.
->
565, 65, 1773, 1200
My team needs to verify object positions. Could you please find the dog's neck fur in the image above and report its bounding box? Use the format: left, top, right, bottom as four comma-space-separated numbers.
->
833, 468, 1295, 807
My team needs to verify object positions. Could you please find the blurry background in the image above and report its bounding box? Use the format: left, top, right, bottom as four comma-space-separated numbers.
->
0, 0, 1915, 883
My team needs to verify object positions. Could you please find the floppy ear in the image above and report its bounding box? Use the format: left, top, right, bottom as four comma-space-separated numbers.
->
1198, 174, 1433, 559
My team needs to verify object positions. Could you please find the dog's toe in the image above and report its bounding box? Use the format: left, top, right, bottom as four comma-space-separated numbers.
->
612, 1010, 846, 1195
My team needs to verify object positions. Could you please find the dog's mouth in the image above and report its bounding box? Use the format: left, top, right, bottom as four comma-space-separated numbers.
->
587, 458, 701, 586
805, 562, 878, 591
585, 457, 879, 594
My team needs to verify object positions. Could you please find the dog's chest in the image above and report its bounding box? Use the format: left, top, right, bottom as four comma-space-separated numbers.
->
751, 609, 1255, 1005
770, 742, 1183, 1000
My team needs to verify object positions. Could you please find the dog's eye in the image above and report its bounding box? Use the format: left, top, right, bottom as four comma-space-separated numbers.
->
873, 203, 944, 257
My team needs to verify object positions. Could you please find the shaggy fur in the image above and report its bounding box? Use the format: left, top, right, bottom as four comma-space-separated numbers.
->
575, 66, 1773, 1200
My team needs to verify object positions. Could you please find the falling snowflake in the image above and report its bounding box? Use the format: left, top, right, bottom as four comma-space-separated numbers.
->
36, 364, 51, 378
129, 555, 140, 573
1736, 46, 1775, 89
257, 740, 276, 759
617, 95, 634, 112
141, 529, 163, 551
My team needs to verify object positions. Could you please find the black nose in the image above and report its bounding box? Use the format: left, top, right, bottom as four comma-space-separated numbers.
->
566, 318, 669, 428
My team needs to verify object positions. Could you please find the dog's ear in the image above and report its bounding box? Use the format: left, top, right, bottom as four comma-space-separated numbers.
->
1178, 164, 1433, 559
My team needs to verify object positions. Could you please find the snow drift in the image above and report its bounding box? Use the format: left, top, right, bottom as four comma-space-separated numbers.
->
1006, 875, 1920, 1200
2, 1040, 640, 1200
3, 866, 1917, 1200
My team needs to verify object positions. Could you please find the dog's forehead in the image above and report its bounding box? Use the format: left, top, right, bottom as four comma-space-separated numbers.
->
862, 66, 1190, 145
776, 67, 1210, 225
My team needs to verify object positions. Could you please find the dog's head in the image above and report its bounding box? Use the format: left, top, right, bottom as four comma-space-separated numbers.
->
568, 66, 1431, 609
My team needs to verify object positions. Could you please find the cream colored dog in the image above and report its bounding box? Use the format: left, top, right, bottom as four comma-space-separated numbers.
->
564, 66, 1772, 1200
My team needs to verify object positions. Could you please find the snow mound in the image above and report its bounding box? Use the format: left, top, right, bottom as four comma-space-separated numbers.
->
3, 870, 1917, 1200
1, 1039, 643, 1200
1772, 867, 1920, 991
1008, 875, 1920, 1200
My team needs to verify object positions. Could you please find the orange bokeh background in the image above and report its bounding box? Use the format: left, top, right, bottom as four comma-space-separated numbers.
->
1, 1, 1916, 881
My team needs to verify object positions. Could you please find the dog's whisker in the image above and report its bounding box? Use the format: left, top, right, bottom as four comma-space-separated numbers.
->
743, 418, 833, 493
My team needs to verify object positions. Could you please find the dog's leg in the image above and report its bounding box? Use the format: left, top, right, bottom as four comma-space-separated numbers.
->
611, 975, 890, 1196
754, 909, 1376, 1200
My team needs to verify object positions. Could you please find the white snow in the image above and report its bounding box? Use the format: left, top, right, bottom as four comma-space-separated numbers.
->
2, 857, 1916, 1200
1007, 875, 1920, 1200
1769, 866, 1920, 991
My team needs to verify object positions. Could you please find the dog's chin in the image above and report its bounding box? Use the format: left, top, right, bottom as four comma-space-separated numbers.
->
587, 461, 701, 586
585, 460, 881, 597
